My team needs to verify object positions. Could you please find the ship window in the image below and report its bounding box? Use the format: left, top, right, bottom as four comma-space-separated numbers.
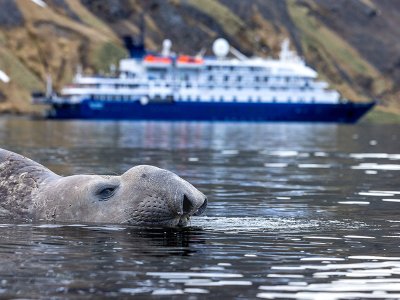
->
233, 96, 237, 102
255, 76, 259, 82
196, 96, 200, 101
257, 97, 261, 102
188, 96, 192, 101
249, 97, 253, 102
272, 97, 277, 102
207, 66, 212, 71
237, 76, 242, 82
224, 75, 229, 82
311, 97, 316, 103
208, 75, 213, 81
219, 96, 224, 101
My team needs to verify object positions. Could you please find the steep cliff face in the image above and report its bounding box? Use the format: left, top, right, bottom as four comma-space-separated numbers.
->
0, 0, 398, 116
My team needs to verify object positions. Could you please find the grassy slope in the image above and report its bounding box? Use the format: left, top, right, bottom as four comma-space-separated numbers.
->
186, 0, 245, 36
0, 0, 398, 121
287, 2, 384, 99
0, 0, 127, 112
287, 1, 399, 122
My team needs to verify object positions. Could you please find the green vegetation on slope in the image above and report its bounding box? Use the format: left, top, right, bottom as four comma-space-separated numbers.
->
0, 48, 42, 91
363, 108, 400, 124
185, 0, 245, 36
92, 42, 128, 74
287, 1, 384, 101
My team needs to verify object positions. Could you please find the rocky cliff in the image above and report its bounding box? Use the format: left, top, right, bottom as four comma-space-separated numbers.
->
0, 0, 399, 118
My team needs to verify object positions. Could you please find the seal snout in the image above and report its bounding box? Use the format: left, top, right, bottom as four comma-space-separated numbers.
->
180, 193, 208, 216
122, 165, 207, 227
176, 193, 207, 227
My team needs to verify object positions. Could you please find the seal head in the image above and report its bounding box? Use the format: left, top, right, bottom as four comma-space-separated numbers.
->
0, 149, 207, 227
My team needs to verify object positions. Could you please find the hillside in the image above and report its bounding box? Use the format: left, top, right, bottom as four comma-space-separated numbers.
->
0, 0, 399, 119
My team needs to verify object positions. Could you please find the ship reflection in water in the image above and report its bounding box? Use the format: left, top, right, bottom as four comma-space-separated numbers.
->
0, 118, 399, 298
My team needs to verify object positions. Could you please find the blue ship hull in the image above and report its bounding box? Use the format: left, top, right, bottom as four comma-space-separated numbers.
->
48, 99, 375, 123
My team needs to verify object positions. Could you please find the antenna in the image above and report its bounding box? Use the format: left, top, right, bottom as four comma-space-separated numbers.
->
279, 38, 303, 64
45, 74, 53, 98
138, 13, 145, 47
196, 47, 206, 58
162, 39, 172, 57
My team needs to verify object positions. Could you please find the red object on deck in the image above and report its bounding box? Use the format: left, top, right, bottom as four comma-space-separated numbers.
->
144, 55, 172, 64
177, 55, 203, 64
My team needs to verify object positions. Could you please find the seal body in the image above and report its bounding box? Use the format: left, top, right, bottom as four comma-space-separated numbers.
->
0, 149, 207, 227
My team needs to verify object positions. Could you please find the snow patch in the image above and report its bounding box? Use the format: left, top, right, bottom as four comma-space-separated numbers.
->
30, 0, 47, 8
0, 70, 10, 83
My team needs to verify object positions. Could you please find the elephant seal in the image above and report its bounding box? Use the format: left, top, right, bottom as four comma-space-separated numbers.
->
0, 148, 207, 227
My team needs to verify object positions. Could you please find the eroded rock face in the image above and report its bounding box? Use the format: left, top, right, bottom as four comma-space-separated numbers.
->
80, 0, 133, 22
48, 0, 82, 22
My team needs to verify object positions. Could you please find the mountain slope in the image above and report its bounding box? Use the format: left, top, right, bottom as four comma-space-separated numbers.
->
0, 0, 399, 117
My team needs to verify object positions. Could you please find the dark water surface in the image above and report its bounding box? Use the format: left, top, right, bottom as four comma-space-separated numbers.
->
0, 117, 400, 299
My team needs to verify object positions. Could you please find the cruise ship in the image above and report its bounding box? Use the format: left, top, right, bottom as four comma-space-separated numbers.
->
32, 38, 375, 122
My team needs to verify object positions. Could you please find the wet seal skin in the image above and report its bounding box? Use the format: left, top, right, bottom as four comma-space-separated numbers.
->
0, 148, 207, 227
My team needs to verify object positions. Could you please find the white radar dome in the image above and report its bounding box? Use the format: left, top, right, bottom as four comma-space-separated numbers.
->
212, 38, 230, 58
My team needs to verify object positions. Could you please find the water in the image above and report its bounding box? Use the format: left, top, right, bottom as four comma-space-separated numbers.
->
0, 117, 399, 299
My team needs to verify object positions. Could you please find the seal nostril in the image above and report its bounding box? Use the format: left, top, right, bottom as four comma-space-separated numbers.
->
182, 194, 192, 214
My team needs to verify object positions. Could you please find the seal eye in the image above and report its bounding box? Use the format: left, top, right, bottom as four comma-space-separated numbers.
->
97, 186, 117, 200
